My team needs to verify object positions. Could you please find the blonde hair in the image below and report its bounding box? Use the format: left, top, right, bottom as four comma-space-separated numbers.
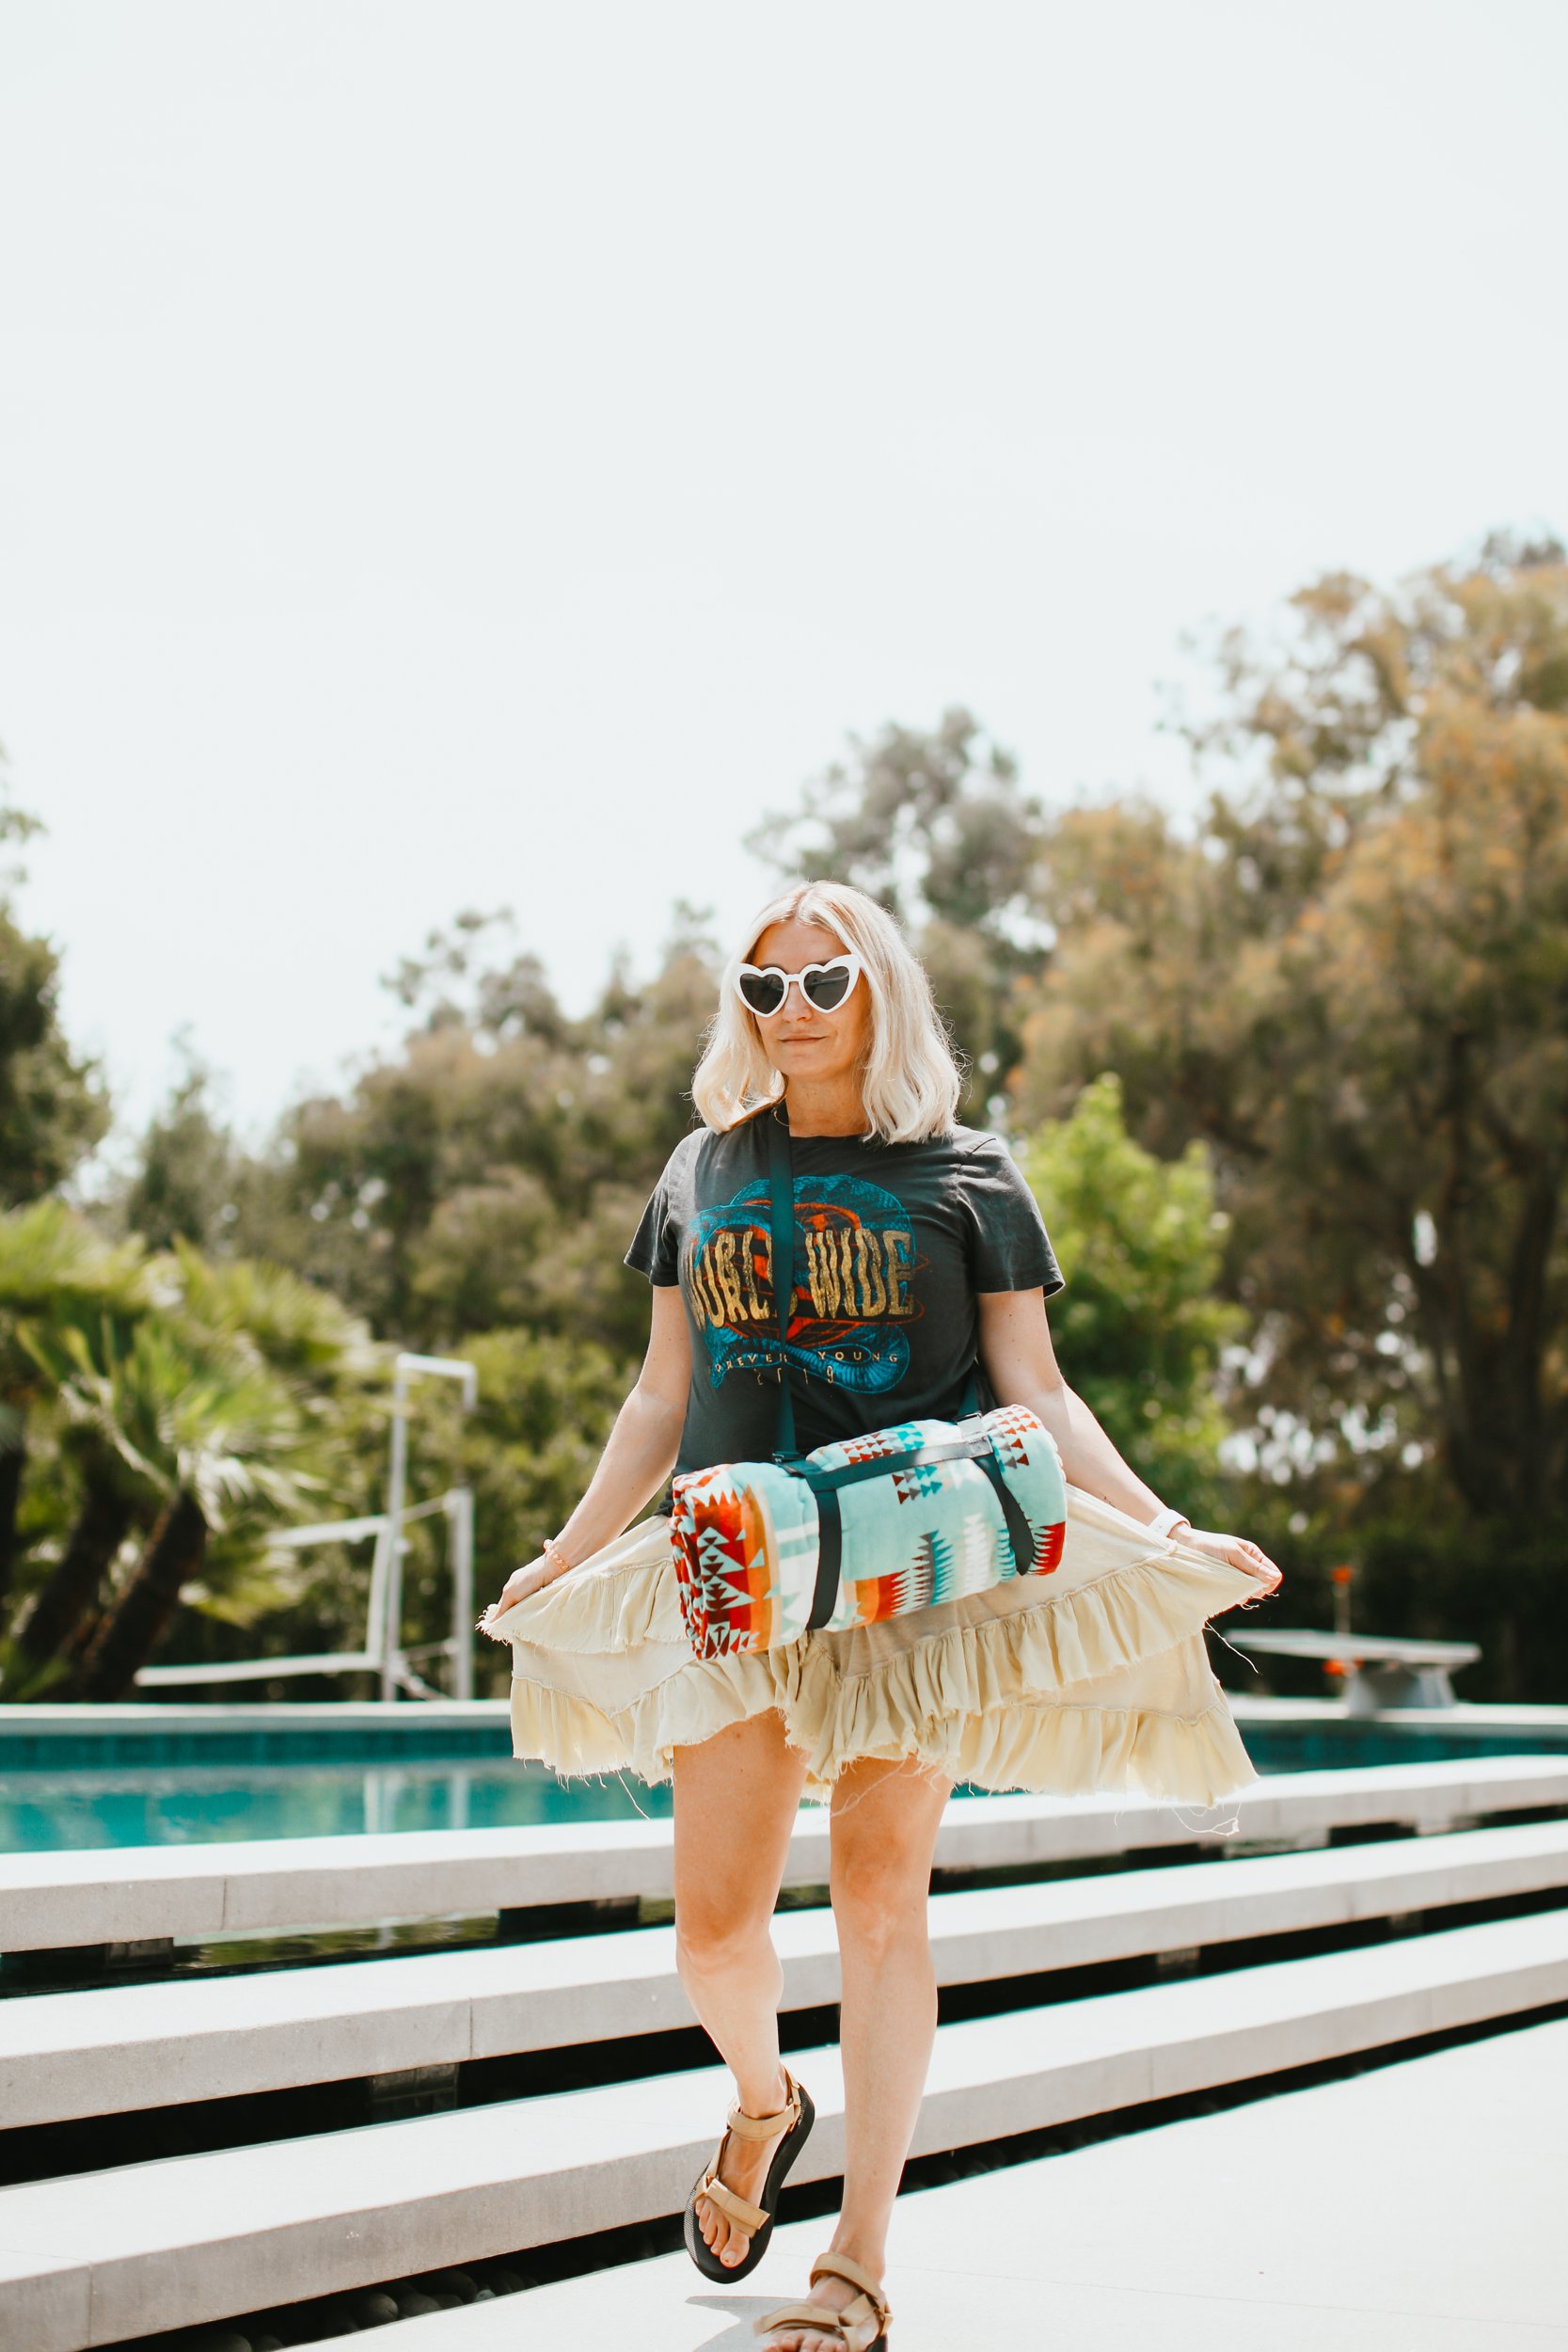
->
690, 881, 963, 1142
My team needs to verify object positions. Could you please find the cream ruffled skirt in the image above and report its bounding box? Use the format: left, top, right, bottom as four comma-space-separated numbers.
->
483, 1486, 1262, 1806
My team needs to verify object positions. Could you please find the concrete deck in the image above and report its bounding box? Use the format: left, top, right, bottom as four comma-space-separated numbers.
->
389, 2014, 1568, 2350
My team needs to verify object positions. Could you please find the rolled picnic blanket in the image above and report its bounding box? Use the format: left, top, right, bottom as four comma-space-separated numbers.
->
670, 1404, 1068, 1659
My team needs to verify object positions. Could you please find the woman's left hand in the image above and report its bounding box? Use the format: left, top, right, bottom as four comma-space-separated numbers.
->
1181, 1529, 1283, 1603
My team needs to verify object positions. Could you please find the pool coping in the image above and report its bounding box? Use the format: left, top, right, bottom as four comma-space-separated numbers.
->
7, 1695, 1568, 1742
0, 1701, 514, 1735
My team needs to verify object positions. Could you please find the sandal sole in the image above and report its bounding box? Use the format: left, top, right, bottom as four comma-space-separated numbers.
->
683, 2080, 816, 2283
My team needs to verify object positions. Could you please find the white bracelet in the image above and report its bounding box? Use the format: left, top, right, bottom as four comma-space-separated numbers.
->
1146, 1505, 1192, 1541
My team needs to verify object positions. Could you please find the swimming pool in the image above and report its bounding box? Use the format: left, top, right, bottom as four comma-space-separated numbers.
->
0, 1756, 667, 1851
3, 1698, 1566, 1852
0, 1703, 625, 1851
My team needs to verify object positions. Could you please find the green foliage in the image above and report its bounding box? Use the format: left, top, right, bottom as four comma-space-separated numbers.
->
1209, 1493, 1568, 1708
56, 904, 687, 1690
178, 911, 712, 1355
173, 1326, 631, 1698
119, 1046, 241, 1253
0, 769, 109, 1205
426, 1327, 629, 1691
1018, 1074, 1245, 1521
0, 1200, 151, 1613
1013, 543, 1568, 1528
152, 1374, 397, 1682
0, 1200, 149, 1334
0, 1240, 383, 1694
170, 1243, 376, 1390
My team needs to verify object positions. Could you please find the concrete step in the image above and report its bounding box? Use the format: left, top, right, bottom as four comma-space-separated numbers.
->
5, 1755, 1566, 1955
5, 1820, 1568, 2129
343, 2020, 1568, 2352
3, 1907, 1566, 2351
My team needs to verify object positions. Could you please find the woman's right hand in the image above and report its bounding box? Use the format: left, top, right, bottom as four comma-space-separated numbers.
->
483, 1550, 566, 1628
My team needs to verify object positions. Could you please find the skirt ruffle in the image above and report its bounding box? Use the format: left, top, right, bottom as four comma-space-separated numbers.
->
481, 1486, 1261, 1805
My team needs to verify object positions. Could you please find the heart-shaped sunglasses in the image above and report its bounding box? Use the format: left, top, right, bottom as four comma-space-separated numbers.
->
734, 951, 863, 1018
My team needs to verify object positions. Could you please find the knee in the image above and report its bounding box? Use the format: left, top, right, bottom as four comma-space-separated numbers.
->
830, 1851, 932, 1964
675, 1893, 776, 1984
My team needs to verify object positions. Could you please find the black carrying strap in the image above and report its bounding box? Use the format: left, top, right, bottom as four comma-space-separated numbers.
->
806, 1433, 1035, 1623
766, 1104, 800, 1460
764, 1103, 1032, 1628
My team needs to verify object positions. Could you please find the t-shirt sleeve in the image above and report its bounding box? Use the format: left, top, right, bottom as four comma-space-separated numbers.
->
626, 1161, 682, 1286
959, 1138, 1065, 1299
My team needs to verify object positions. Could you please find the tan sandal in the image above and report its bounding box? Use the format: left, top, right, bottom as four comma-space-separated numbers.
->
683, 2066, 816, 2283
754, 2249, 892, 2350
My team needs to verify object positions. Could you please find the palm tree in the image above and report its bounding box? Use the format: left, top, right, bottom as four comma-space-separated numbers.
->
169, 1243, 376, 1384
2, 1239, 378, 1699
71, 1318, 327, 1701
7, 1435, 143, 1693
0, 1203, 148, 1626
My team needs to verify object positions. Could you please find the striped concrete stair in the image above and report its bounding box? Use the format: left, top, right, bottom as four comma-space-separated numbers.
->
3, 1909, 1566, 2351
2, 1820, 1566, 2128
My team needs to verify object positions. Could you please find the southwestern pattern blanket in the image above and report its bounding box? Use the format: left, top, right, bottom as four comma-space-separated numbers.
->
670, 1403, 1069, 1660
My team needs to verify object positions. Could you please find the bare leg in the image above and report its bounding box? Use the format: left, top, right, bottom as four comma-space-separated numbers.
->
760, 1754, 951, 2352
673, 1708, 810, 2269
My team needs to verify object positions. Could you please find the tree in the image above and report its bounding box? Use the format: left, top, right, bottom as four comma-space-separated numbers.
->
119, 1043, 241, 1253
1018, 1074, 1245, 1524
68, 1320, 323, 1700
0, 762, 115, 1613
7, 1427, 143, 1692
6, 1249, 377, 1698
1011, 539, 1568, 1530
0, 1201, 148, 1626
0, 767, 108, 1205
233, 913, 713, 1354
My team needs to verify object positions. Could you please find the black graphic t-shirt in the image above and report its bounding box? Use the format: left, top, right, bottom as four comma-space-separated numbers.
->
626, 1106, 1065, 1475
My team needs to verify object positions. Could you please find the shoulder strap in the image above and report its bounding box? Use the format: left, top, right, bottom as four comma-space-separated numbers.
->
766, 1104, 800, 1460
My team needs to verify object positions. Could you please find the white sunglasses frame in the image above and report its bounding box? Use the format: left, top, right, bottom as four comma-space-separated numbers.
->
734, 951, 864, 1019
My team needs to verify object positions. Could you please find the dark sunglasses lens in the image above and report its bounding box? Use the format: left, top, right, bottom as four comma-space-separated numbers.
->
803, 964, 851, 1009
739, 970, 786, 1015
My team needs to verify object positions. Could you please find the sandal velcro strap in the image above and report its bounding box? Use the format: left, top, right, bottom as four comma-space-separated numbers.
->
726, 2072, 802, 2140
697, 2169, 768, 2233
752, 2300, 885, 2351
755, 2253, 891, 2346
810, 2249, 889, 2317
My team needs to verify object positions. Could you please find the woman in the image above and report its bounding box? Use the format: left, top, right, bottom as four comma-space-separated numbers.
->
484, 881, 1280, 2352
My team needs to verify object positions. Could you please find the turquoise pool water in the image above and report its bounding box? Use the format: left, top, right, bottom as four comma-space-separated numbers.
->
4, 1712, 1566, 1851
0, 1758, 668, 1851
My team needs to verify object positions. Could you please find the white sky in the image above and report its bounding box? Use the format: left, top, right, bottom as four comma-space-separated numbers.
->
2, 0, 1564, 1147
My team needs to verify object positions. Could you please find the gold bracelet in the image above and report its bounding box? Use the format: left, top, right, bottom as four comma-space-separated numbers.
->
541, 1534, 574, 1577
